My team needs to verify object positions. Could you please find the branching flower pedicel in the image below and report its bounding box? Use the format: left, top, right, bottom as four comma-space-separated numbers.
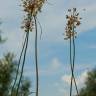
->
21, 0, 46, 32
65, 8, 81, 40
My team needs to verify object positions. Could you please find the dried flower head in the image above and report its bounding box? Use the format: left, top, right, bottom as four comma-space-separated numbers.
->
64, 8, 82, 40
21, 0, 46, 32
21, 14, 34, 32
22, 0, 46, 15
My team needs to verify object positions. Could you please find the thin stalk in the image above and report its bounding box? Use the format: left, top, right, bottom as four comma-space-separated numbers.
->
34, 16, 39, 96
15, 10, 32, 96
16, 32, 29, 96
10, 33, 28, 96
70, 36, 73, 96
69, 36, 77, 96
72, 32, 79, 96
70, 30, 79, 96
72, 9, 79, 95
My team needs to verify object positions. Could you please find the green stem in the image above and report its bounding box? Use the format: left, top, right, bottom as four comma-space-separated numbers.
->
71, 9, 79, 96
72, 30, 79, 96
10, 33, 27, 96
34, 16, 39, 96
70, 36, 73, 96
16, 32, 29, 96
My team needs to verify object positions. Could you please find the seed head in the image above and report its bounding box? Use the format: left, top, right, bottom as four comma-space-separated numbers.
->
64, 8, 81, 40
21, 0, 46, 32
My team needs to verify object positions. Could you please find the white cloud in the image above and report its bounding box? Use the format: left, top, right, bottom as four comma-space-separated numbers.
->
56, 70, 88, 96
41, 57, 63, 75
61, 74, 71, 85
77, 71, 88, 86
24, 57, 63, 76
50, 58, 62, 70
61, 70, 88, 86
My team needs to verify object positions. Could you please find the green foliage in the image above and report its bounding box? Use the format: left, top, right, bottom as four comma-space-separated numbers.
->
0, 53, 31, 96
12, 78, 31, 96
78, 68, 96, 96
19, 79, 31, 96
0, 53, 15, 96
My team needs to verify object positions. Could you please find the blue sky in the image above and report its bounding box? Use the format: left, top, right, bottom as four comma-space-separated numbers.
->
0, 0, 96, 96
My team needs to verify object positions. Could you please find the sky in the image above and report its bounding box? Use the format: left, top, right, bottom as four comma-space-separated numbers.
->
0, 0, 96, 96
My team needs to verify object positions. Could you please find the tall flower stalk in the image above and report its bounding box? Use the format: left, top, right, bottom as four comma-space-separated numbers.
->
11, 0, 46, 96
34, 16, 38, 96
64, 8, 81, 96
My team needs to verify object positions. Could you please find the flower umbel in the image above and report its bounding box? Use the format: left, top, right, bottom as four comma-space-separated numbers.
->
64, 8, 81, 40
21, 0, 46, 32
22, 0, 45, 15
